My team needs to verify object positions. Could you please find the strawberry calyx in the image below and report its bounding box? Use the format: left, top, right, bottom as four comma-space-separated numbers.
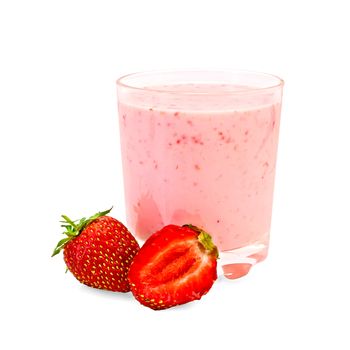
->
183, 224, 219, 258
51, 207, 112, 257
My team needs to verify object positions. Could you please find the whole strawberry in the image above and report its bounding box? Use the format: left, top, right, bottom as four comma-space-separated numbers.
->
52, 208, 140, 292
128, 224, 218, 310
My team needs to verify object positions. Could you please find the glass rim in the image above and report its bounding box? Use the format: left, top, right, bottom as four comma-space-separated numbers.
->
116, 69, 284, 96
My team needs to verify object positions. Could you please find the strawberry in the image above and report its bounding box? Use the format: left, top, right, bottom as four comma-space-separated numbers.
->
52, 208, 140, 292
128, 224, 218, 310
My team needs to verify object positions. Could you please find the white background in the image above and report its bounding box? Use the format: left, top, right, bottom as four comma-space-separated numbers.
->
1, 0, 349, 349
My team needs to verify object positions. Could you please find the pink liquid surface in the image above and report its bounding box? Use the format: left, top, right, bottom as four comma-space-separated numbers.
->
118, 84, 281, 278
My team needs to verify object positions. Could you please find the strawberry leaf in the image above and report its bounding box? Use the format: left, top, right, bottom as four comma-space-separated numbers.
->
61, 215, 78, 229
51, 207, 113, 257
51, 237, 71, 257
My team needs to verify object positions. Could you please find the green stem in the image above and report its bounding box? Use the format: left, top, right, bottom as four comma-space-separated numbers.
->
183, 224, 219, 258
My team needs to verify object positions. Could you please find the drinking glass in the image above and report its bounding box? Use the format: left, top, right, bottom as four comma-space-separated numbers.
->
117, 70, 284, 279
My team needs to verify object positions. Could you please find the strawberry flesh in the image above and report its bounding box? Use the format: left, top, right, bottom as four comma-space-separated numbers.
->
128, 225, 218, 310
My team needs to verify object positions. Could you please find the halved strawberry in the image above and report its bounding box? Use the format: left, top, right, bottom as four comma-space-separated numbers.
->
128, 224, 218, 310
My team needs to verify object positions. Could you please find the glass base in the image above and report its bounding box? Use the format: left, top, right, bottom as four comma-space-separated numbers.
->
219, 243, 268, 279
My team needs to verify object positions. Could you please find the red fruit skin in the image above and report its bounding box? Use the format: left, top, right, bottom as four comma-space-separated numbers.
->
64, 216, 140, 292
128, 225, 217, 310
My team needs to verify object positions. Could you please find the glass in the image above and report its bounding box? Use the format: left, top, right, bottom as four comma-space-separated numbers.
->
117, 70, 284, 279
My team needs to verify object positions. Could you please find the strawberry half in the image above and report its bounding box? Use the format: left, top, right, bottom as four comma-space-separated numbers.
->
52, 208, 140, 292
128, 224, 218, 310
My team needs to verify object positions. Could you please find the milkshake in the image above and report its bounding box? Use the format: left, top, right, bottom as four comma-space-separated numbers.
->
117, 71, 283, 278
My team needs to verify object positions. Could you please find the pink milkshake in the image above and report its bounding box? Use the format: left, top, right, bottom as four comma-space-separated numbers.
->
117, 71, 283, 278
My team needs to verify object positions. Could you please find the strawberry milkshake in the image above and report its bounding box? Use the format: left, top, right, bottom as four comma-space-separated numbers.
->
117, 71, 283, 278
